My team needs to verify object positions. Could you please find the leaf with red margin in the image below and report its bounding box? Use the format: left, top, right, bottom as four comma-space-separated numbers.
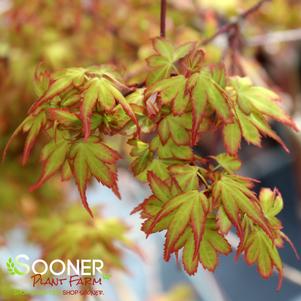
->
147, 172, 170, 202
69, 137, 120, 217
249, 113, 289, 153
236, 107, 261, 146
241, 226, 283, 290
29, 68, 86, 113
149, 190, 209, 259
146, 39, 194, 85
2, 111, 48, 165
212, 153, 241, 174
48, 108, 80, 126
30, 139, 70, 191
182, 231, 199, 275
213, 175, 273, 239
231, 77, 298, 131
199, 218, 232, 271
259, 188, 299, 259
150, 136, 194, 161
145, 75, 188, 116
81, 77, 140, 139
223, 121, 241, 155
216, 207, 232, 234
168, 164, 200, 192
189, 71, 207, 145
158, 115, 190, 146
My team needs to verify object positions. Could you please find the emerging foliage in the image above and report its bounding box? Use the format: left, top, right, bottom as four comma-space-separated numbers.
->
5, 38, 299, 288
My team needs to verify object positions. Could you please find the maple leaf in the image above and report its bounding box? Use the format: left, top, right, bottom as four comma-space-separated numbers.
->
30, 205, 139, 273
3, 111, 47, 164
148, 189, 209, 262
213, 174, 272, 238
223, 121, 241, 155
231, 77, 297, 130
212, 153, 241, 174
30, 138, 70, 191
47, 108, 81, 127
29, 68, 87, 113
259, 188, 299, 257
81, 77, 139, 139
235, 107, 261, 146
146, 38, 193, 85
216, 207, 232, 234
145, 75, 189, 117
236, 188, 298, 290
189, 67, 232, 144
158, 114, 191, 145
168, 165, 200, 192
69, 137, 121, 216
199, 217, 232, 271
150, 136, 194, 161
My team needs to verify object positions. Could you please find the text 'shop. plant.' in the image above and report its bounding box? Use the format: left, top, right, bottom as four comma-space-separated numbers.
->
4, 38, 299, 289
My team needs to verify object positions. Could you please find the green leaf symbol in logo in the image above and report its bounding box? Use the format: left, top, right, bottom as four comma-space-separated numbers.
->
103, 273, 111, 280
6, 257, 24, 276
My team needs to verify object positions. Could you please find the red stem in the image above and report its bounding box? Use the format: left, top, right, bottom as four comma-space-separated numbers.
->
160, 0, 167, 37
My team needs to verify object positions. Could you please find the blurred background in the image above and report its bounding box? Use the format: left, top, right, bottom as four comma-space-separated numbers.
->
1, 0, 301, 300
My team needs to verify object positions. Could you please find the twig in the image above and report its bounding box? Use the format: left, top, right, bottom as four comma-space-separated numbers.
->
201, 0, 272, 46
160, 0, 167, 37
248, 28, 301, 46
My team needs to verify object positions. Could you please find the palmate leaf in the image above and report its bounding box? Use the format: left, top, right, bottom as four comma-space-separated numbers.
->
145, 75, 189, 116
29, 68, 87, 113
168, 165, 200, 192
241, 225, 283, 290
189, 67, 232, 144
231, 77, 297, 130
158, 113, 191, 145
146, 39, 194, 85
213, 174, 272, 238
198, 217, 232, 271
30, 138, 70, 191
237, 188, 299, 290
81, 77, 139, 138
212, 153, 241, 174
132, 173, 206, 255
69, 137, 121, 216
259, 188, 299, 258
223, 121, 241, 154
151, 136, 194, 161
2, 111, 47, 164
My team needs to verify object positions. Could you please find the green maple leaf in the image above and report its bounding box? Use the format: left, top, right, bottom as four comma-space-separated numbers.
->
212, 153, 241, 174
145, 75, 189, 116
148, 189, 209, 264
168, 165, 200, 192
158, 114, 191, 145
231, 77, 297, 130
3, 111, 47, 164
199, 218, 232, 271
146, 38, 193, 85
223, 121, 241, 155
69, 137, 121, 216
81, 76, 139, 138
30, 137, 70, 191
150, 136, 194, 161
213, 174, 272, 238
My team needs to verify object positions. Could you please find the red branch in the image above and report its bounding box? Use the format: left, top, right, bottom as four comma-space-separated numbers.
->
160, 0, 167, 37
